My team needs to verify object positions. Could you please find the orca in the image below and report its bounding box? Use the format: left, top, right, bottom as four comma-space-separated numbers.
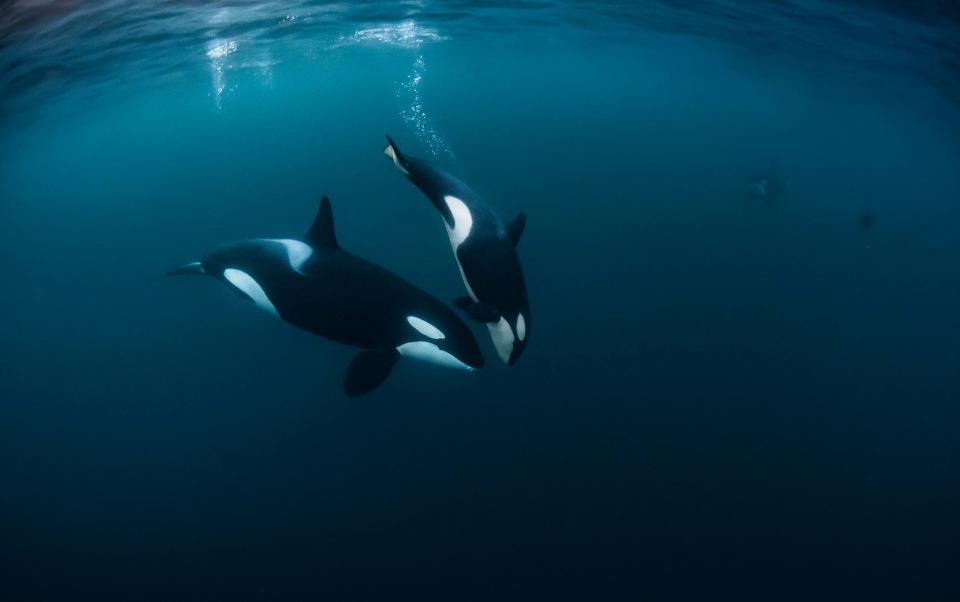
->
166, 196, 484, 396
384, 135, 531, 365
746, 163, 789, 207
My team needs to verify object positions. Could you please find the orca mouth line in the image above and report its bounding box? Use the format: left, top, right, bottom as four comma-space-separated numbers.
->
165, 261, 205, 277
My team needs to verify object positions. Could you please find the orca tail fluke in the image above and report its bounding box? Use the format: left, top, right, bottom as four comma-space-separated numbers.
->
384, 134, 410, 175
165, 261, 205, 277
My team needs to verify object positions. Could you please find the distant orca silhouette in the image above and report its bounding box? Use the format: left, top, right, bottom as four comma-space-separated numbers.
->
860, 210, 876, 231
384, 135, 531, 365
166, 196, 484, 396
746, 164, 789, 207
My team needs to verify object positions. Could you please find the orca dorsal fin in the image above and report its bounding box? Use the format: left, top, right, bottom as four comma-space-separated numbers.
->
506, 212, 526, 246
305, 196, 339, 249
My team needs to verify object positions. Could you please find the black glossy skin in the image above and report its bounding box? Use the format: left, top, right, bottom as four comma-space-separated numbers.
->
197, 239, 484, 369
394, 151, 531, 365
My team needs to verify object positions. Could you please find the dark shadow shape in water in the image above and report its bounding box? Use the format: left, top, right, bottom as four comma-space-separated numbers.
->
745, 162, 789, 209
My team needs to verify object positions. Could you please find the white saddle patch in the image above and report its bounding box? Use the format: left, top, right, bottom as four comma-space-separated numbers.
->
397, 341, 474, 371
407, 316, 445, 340
488, 316, 515, 363
266, 239, 313, 274
223, 268, 279, 317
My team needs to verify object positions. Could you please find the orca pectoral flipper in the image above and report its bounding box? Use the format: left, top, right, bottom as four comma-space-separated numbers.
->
344, 348, 401, 397
453, 296, 499, 322
456, 301, 500, 323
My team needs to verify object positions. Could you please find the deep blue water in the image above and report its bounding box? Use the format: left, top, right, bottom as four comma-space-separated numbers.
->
1, 1, 959, 600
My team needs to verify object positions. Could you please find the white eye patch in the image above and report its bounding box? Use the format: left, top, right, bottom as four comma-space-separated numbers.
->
488, 316, 515, 364
223, 268, 279, 317
407, 316, 445, 340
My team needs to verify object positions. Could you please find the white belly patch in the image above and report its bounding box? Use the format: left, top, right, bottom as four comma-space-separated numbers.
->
397, 341, 474, 371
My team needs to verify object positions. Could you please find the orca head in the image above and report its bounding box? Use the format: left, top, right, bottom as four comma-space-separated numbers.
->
167, 241, 246, 279
487, 301, 530, 367
398, 314, 485, 372
166, 243, 284, 317
475, 246, 530, 366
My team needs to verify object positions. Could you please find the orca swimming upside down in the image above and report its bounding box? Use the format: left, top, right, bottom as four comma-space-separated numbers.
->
384, 135, 531, 365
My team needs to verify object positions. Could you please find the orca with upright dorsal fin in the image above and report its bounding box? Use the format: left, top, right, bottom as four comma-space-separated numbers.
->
384, 135, 531, 365
166, 196, 484, 396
